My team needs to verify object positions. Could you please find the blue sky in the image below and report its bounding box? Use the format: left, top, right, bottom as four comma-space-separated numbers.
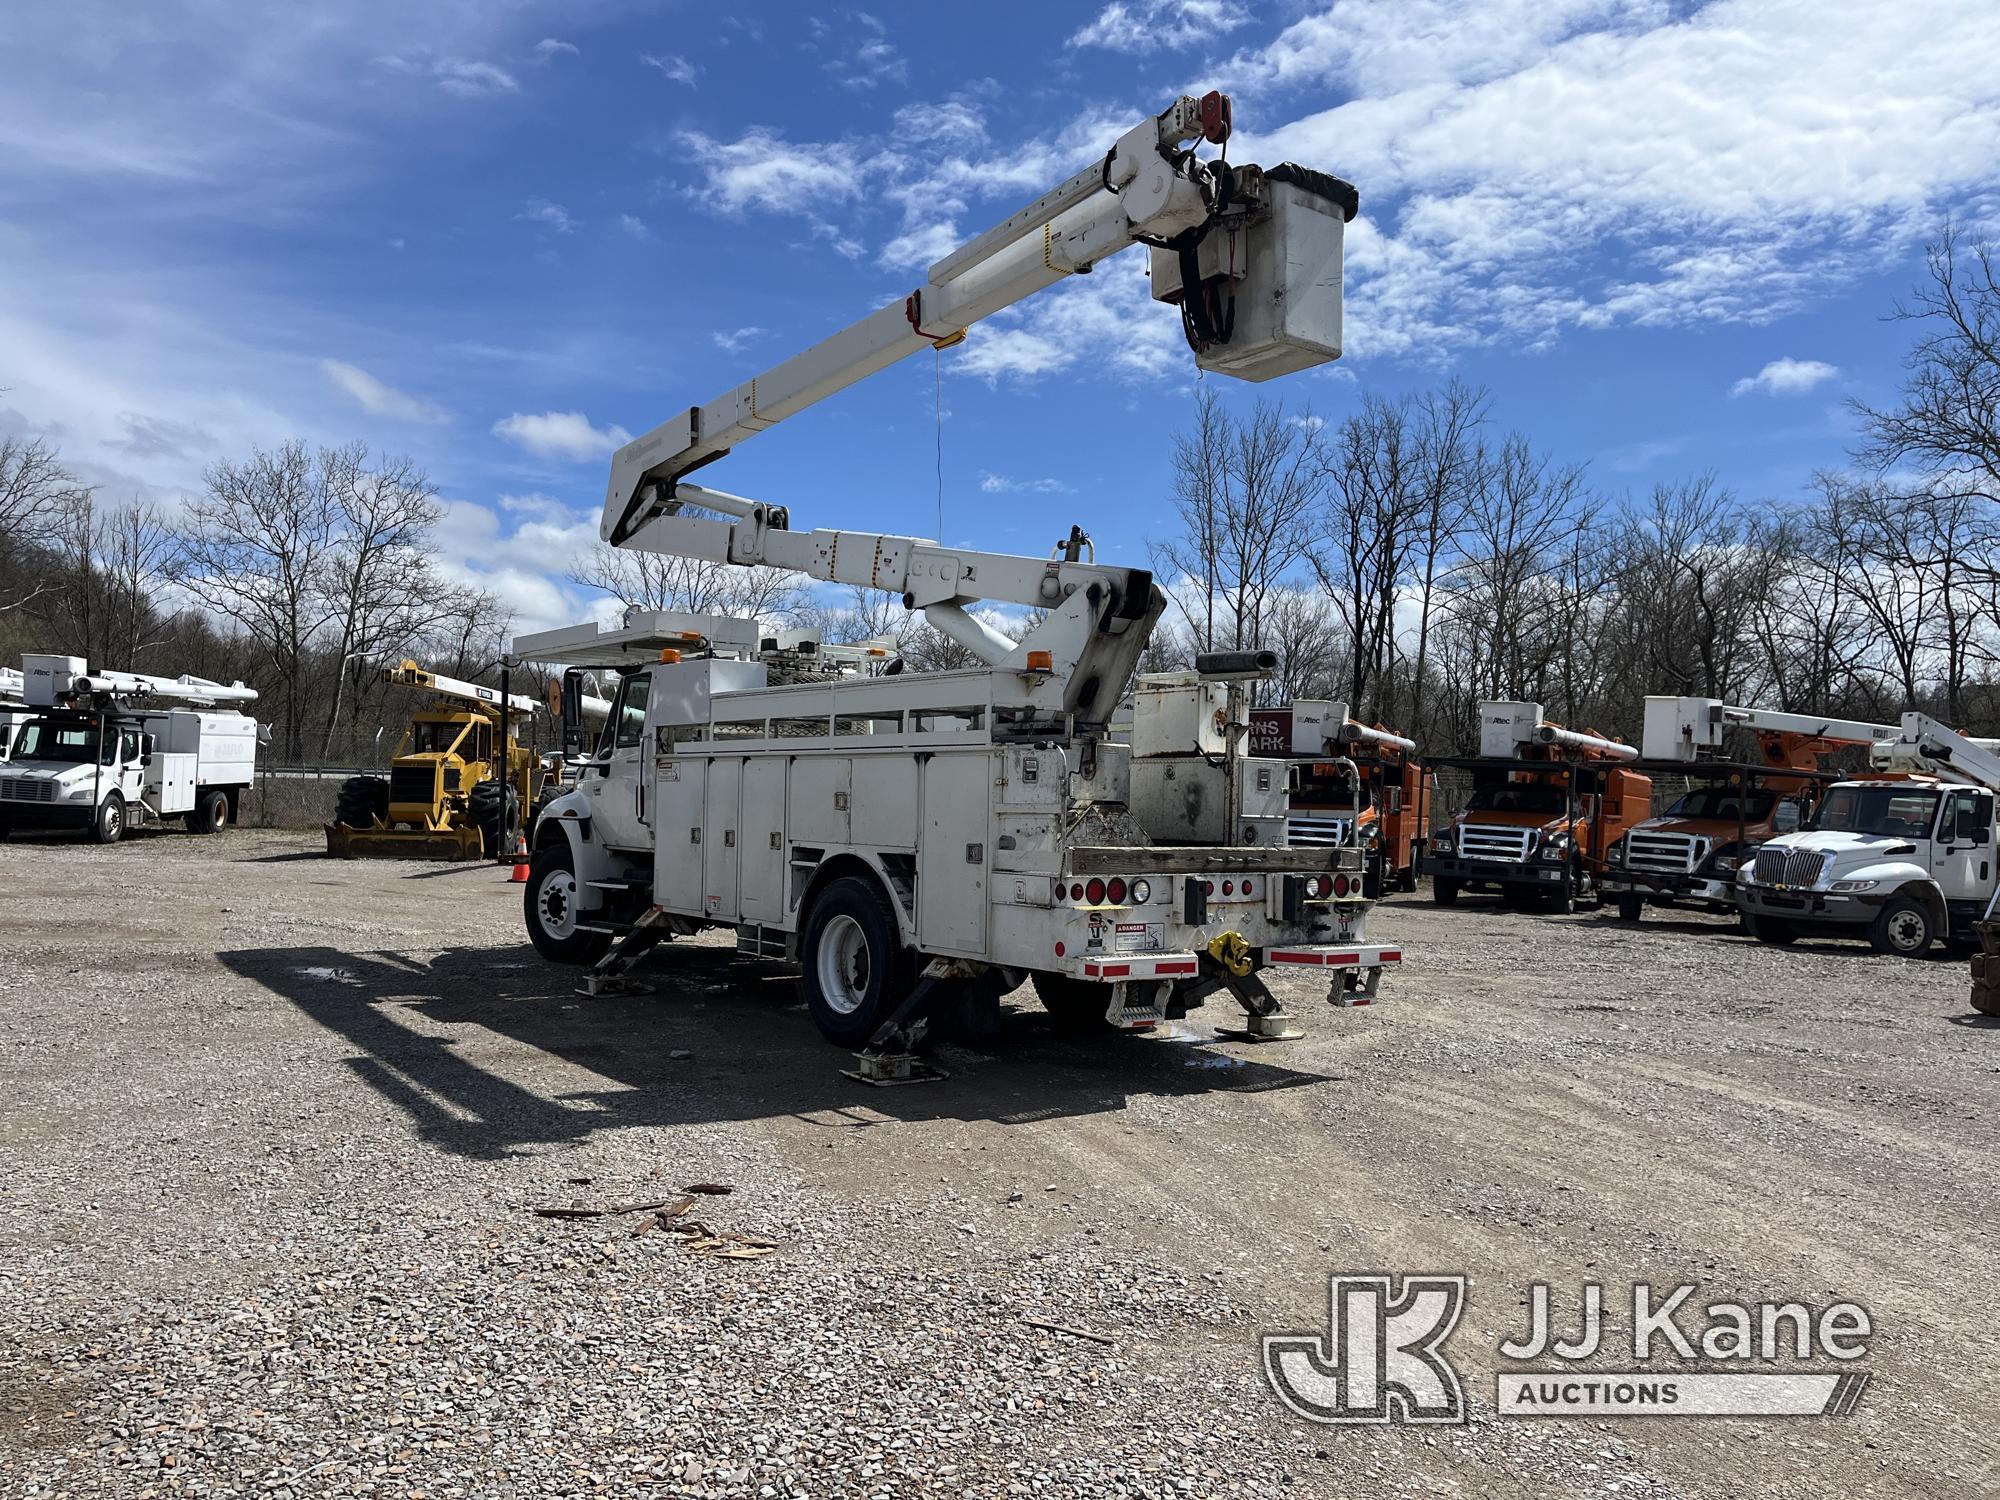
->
4, 0, 1999, 636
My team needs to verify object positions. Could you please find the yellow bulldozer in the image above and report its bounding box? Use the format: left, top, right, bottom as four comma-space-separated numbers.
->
324, 660, 541, 860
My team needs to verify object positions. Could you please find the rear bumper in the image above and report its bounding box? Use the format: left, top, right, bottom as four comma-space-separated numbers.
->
0, 801, 92, 830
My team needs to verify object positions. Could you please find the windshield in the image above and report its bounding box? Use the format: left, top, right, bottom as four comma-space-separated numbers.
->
1466, 781, 1568, 815
10, 718, 111, 764
1295, 781, 1374, 813
1663, 787, 1775, 822
1812, 785, 1939, 838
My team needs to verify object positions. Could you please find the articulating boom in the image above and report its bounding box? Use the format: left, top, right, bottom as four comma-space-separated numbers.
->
603, 91, 1354, 726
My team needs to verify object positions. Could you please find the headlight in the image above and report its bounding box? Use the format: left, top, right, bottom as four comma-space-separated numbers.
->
1830, 879, 1879, 892
1432, 833, 1455, 855
1541, 832, 1571, 861
1607, 836, 1628, 867
1364, 824, 1381, 846
65, 785, 91, 800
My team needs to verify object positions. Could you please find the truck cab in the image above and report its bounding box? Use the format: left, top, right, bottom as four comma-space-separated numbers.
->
1737, 777, 1995, 955
1250, 702, 1432, 896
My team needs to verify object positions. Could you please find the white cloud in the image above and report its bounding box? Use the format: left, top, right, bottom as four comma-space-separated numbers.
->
678, 128, 860, 217
880, 221, 959, 271
712, 326, 767, 355
491, 410, 632, 462
517, 198, 576, 234
1069, 0, 1251, 52
1730, 357, 1839, 398
431, 58, 518, 98
955, 267, 1184, 384
819, 11, 907, 90
641, 52, 697, 87
618, 213, 651, 240
1230, 0, 2000, 357
319, 359, 448, 424
432, 499, 600, 639
533, 38, 578, 63
979, 471, 1072, 494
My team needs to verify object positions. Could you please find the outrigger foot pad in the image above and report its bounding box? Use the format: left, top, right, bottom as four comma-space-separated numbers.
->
1215, 1011, 1304, 1042
842, 1050, 949, 1086
576, 974, 655, 998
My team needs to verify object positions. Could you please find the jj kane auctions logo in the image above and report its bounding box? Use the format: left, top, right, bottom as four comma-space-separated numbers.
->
1264, 1275, 1873, 1424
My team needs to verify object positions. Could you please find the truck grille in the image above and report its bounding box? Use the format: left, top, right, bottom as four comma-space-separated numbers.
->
1753, 847, 1828, 887
1288, 814, 1351, 846
1628, 831, 1701, 875
0, 776, 54, 802
389, 766, 437, 805
1459, 823, 1535, 862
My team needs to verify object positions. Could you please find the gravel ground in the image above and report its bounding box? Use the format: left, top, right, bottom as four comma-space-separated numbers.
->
1, 828, 1996, 1499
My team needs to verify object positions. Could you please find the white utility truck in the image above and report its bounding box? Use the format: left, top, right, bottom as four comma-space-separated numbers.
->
0, 654, 259, 843
516, 91, 1396, 1063
1728, 709, 2000, 955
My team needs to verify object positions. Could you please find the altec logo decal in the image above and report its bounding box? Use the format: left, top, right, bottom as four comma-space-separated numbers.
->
1263, 1276, 1873, 1425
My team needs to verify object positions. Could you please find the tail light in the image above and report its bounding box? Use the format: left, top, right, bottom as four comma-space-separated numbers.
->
1085, 877, 1106, 904
1106, 877, 1128, 904
1222, 880, 1234, 895
1332, 874, 1352, 898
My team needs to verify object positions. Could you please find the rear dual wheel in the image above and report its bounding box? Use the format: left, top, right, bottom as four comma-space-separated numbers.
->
185, 789, 228, 835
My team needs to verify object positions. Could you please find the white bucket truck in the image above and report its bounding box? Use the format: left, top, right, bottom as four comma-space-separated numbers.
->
513, 89, 1396, 1061
0, 654, 260, 843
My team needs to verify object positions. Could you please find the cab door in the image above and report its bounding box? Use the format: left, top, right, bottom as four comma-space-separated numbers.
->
1932, 788, 1994, 904
116, 727, 146, 805
586, 671, 651, 850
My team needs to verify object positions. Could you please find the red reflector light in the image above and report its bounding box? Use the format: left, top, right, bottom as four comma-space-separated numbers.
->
1222, 880, 1234, 896
1106, 877, 1127, 904
1070, 882, 1084, 900
1054, 941, 1066, 958
1085, 877, 1106, 904
1333, 874, 1351, 897
1203, 880, 1214, 895
1241, 880, 1253, 897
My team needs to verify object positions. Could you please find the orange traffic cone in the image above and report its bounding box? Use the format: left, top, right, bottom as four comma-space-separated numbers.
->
508, 833, 531, 883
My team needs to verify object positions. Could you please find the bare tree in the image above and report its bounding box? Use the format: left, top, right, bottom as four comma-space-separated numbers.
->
570, 542, 802, 622
40, 495, 176, 666
316, 444, 456, 755
0, 435, 91, 612
170, 440, 340, 759
1853, 221, 2000, 509
1149, 388, 1320, 654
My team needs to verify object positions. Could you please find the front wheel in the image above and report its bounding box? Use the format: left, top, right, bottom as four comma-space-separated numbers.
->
523, 841, 612, 964
1616, 893, 1643, 922
1431, 876, 1460, 907
1869, 895, 1935, 957
185, 788, 229, 835
800, 876, 913, 1047
90, 792, 125, 845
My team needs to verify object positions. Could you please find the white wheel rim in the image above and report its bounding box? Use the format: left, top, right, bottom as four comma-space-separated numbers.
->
105, 804, 120, 835
537, 870, 578, 940
1888, 910, 1926, 951
816, 914, 870, 1016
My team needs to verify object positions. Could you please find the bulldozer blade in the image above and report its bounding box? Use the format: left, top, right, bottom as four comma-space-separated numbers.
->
322, 822, 485, 861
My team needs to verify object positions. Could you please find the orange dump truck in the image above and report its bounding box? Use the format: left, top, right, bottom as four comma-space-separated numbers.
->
1420, 700, 1652, 913
1251, 702, 1433, 897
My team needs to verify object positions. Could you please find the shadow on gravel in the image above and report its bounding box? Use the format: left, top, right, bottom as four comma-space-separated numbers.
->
237, 850, 330, 864
217, 943, 1329, 1161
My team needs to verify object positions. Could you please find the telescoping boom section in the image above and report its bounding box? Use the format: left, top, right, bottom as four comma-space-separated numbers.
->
520, 93, 1398, 1061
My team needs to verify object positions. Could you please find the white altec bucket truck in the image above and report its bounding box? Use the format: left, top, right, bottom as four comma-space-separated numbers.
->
517, 92, 1395, 1069
1730, 709, 2000, 956
0, 653, 259, 843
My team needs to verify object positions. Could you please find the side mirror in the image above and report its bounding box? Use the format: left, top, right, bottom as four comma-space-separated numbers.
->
141, 754, 152, 767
